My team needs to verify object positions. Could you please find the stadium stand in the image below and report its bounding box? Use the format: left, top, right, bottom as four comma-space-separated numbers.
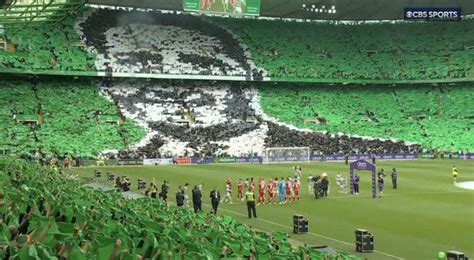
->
259, 83, 474, 152
103, 80, 418, 158
0, 158, 359, 259
101, 80, 267, 157
0, 79, 144, 158
0, 82, 39, 156
220, 18, 474, 81
1, 8, 472, 83
264, 122, 417, 155
1, 3, 472, 259
4, 78, 470, 159
78, 9, 253, 76
0, 18, 95, 72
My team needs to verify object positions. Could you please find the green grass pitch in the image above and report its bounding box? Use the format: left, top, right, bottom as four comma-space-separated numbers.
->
70, 160, 474, 259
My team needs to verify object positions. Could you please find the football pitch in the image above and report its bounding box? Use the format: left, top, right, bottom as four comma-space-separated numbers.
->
71, 160, 474, 259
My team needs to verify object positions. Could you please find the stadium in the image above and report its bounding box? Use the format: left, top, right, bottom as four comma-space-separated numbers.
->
0, 0, 473, 259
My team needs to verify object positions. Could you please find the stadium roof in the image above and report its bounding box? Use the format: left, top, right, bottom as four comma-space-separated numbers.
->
0, 0, 87, 28
89, 0, 474, 20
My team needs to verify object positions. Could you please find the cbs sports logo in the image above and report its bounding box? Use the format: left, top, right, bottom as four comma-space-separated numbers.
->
404, 7, 461, 21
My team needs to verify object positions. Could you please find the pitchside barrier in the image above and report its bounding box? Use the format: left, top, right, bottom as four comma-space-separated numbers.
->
117, 159, 144, 165
188, 157, 263, 164
311, 153, 419, 162
213, 157, 263, 164
421, 153, 474, 160
463, 154, 474, 160
99, 153, 474, 167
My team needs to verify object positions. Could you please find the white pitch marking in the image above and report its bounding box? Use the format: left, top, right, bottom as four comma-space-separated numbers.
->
202, 203, 405, 259
455, 181, 474, 190
323, 190, 471, 200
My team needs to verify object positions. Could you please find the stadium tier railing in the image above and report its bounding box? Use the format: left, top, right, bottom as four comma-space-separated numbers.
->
1, 68, 473, 84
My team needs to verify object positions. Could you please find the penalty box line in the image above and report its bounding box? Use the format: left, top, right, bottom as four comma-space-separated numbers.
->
201, 203, 405, 260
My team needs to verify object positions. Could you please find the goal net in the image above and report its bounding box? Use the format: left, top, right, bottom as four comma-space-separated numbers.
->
262, 147, 311, 164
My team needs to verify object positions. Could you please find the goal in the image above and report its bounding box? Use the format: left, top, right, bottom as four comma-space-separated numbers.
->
262, 147, 311, 164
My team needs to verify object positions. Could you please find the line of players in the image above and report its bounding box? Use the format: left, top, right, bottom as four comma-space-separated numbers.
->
221, 177, 302, 205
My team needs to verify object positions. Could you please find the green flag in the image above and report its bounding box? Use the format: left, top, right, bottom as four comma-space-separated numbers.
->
93, 235, 117, 260
68, 241, 87, 260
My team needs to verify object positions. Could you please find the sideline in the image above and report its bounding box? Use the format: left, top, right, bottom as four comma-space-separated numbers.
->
325, 190, 472, 200
201, 203, 405, 260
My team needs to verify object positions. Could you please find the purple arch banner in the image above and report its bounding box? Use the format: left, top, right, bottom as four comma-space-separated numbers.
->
350, 159, 377, 198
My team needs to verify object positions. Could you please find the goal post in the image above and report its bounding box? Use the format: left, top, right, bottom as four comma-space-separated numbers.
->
262, 147, 311, 164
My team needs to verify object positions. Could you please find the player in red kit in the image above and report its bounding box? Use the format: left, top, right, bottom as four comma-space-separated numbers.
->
285, 177, 292, 203
293, 178, 300, 201
268, 178, 276, 204
237, 179, 244, 201
201, 0, 213, 10
223, 178, 233, 203
249, 177, 255, 192
258, 178, 266, 205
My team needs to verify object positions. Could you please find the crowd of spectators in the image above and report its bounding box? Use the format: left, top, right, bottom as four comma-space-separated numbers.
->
221, 17, 474, 81
0, 79, 145, 159
2, 8, 471, 83
78, 9, 253, 76
101, 80, 266, 158
265, 122, 420, 156
4, 78, 466, 160
103, 80, 419, 159
0, 158, 360, 259
1, 17, 95, 72
260, 83, 473, 153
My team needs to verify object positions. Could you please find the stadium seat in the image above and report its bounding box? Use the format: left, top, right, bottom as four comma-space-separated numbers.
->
259, 83, 473, 152
220, 18, 474, 81
2, 8, 472, 83
0, 17, 95, 72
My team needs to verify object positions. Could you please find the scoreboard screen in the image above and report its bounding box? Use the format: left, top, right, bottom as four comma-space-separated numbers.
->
183, 0, 261, 16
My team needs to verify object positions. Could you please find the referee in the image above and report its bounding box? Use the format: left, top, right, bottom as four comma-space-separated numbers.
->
452, 165, 458, 184
245, 188, 257, 219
